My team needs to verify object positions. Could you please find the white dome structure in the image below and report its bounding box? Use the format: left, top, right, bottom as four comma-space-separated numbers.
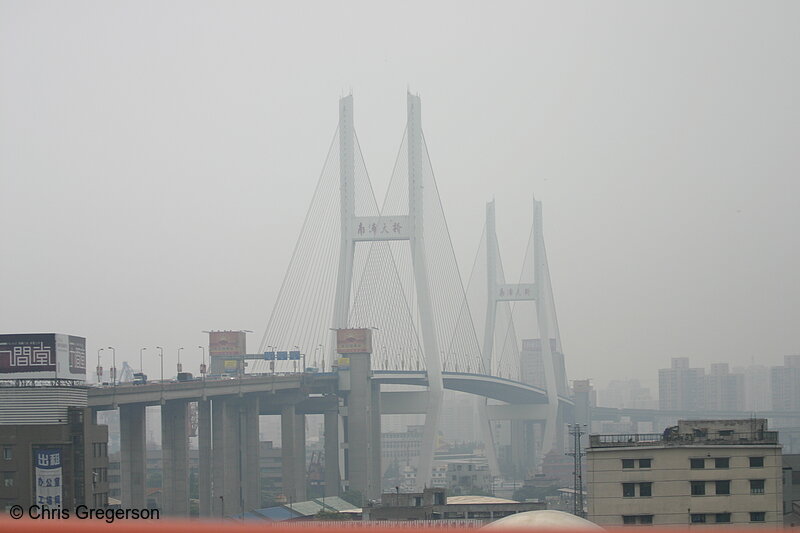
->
483, 510, 603, 530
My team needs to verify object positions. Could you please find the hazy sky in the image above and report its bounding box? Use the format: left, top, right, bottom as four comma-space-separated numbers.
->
2, 1, 798, 390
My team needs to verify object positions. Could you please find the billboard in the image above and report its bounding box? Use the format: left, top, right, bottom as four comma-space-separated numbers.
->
34, 448, 63, 509
336, 328, 372, 354
208, 331, 246, 357
0, 334, 86, 381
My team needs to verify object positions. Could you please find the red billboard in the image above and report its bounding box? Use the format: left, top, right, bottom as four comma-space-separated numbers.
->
208, 331, 247, 357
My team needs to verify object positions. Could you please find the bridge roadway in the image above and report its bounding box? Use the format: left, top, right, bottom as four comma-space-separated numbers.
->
87, 369, 574, 413
87, 368, 574, 518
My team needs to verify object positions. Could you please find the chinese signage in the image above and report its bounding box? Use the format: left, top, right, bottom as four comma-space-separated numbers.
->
0, 334, 86, 380
496, 283, 536, 301
35, 448, 62, 509
352, 216, 410, 241
336, 328, 372, 354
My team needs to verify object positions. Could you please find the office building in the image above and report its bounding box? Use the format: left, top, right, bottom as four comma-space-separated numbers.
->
587, 419, 783, 526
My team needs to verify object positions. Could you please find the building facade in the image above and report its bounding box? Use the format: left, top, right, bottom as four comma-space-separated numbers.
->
587, 419, 783, 527
0, 405, 109, 512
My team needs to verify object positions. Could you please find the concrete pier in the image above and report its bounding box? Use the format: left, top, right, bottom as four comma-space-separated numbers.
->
281, 403, 306, 503
198, 399, 211, 516
119, 403, 146, 509
161, 400, 189, 516
324, 404, 340, 496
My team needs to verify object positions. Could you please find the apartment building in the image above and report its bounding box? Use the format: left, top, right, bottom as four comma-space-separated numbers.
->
587, 419, 782, 526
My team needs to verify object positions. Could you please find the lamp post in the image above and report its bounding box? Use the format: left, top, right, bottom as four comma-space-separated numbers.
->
293, 346, 300, 373
316, 344, 324, 372
198, 346, 206, 379
177, 347, 184, 374
156, 346, 164, 381
156, 346, 164, 404
96, 348, 104, 384
139, 347, 146, 374
107, 346, 116, 386
267, 345, 275, 374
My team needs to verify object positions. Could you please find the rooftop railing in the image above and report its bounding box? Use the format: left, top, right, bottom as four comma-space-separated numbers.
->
589, 431, 779, 448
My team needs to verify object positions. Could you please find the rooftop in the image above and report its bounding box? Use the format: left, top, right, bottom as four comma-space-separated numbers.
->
589, 419, 778, 449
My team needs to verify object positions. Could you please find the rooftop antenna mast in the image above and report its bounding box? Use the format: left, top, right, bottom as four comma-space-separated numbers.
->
567, 423, 586, 518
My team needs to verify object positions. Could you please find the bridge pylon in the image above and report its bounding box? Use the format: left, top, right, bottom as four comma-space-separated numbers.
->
332, 93, 443, 492
482, 198, 567, 473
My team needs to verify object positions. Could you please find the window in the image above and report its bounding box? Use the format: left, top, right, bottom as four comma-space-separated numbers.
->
640, 482, 652, 497
639, 458, 652, 468
750, 479, 765, 494
715, 513, 731, 523
690, 514, 706, 523
623, 515, 653, 525
715, 480, 730, 495
622, 459, 635, 469
714, 457, 729, 469
750, 456, 764, 468
690, 458, 705, 469
2, 472, 13, 488
2, 448, 11, 461
691, 481, 706, 495
750, 512, 765, 522
622, 483, 636, 497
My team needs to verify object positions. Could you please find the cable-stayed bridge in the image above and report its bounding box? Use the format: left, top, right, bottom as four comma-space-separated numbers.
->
252, 93, 573, 488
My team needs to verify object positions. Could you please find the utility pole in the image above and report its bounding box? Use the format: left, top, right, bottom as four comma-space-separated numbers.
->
567, 424, 587, 518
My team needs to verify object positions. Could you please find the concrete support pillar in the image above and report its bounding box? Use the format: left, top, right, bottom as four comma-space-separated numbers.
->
281, 404, 304, 504
370, 382, 382, 497
242, 395, 261, 511
323, 405, 340, 497
294, 413, 306, 501
161, 400, 189, 516
119, 404, 146, 509
212, 398, 240, 517
198, 399, 211, 517
344, 351, 375, 500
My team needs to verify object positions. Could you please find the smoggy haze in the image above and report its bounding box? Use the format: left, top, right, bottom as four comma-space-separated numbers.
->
1, 1, 798, 388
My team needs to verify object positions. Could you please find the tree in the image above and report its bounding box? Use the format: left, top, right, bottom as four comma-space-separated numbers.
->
340, 489, 364, 507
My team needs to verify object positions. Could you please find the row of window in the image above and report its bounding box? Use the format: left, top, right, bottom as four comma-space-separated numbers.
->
691, 512, 765, 523
623, 512, 767, 525
620, 456, 765, 469
623, 479, 766, 497
691, 479, 765, 495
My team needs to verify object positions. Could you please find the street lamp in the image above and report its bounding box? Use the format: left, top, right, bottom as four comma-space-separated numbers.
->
198, 346, 206, 379
139, 347, 146, 374
156, 346, 164, 381
177, 347, 184, 374
107, 346, 116, 386
96, 348, 104, 384
267, 345, 276, 374
156, 346, 164, 404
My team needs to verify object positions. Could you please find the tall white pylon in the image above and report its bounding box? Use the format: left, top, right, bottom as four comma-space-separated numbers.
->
482, 197, 563, 468
331, 93, 444, 491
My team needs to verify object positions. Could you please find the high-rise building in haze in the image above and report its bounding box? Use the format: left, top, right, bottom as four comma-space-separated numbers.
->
733, 365, 771, 412
704, 363, 745, 411
771, 355, 800, 412
658, 357, 705, 411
